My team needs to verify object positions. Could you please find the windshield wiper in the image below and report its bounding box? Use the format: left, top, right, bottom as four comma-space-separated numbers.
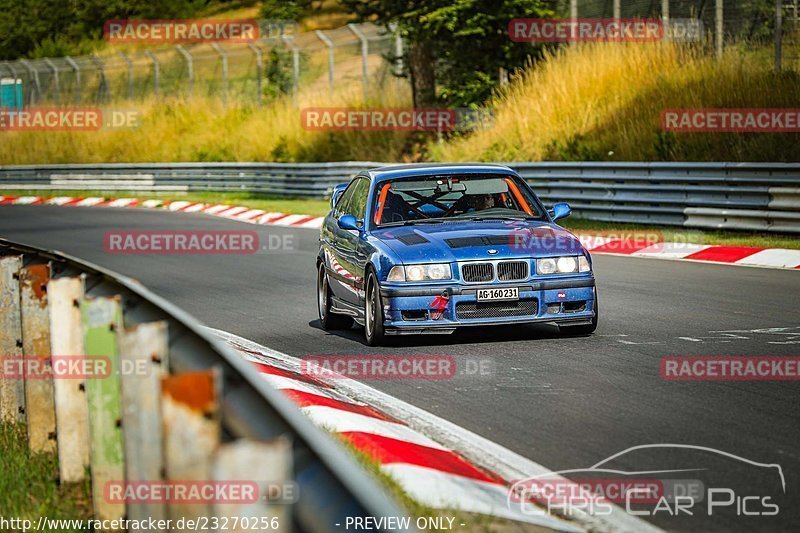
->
461, 214, 540, 221
403, 217, 449, 225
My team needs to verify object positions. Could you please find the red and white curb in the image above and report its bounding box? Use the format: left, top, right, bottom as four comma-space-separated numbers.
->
209, 328, 663, 533
2, 194, 798, 270
577, 235, 800, 270
0, 195, 325, 229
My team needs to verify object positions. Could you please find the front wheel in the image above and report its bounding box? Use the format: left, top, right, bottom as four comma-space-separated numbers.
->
318, 262, 353, 330
364, 270, 386, 346
559, 290, 599, 335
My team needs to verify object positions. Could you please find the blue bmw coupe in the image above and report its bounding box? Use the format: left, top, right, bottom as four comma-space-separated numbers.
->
316, 163, 597, 346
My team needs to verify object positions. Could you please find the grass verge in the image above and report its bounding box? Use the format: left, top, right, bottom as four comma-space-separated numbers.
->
2, 189, 797, 250
0, 421, 92, 530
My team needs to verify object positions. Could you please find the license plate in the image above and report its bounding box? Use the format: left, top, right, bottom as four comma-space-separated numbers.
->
476, 287, 519, 302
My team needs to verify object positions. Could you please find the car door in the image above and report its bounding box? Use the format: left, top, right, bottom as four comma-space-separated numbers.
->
331, 177, 371, 306
324, 178, 357, 301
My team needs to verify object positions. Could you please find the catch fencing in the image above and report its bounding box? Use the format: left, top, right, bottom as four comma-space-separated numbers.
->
0, 22, 396, 108
0, 238, 409, 532
1, 161, 799, 233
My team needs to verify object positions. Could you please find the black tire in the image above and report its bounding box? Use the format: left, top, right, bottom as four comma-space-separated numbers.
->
559, 289, 599, 335
317, 262, 353, 330
364, 270, 386, 346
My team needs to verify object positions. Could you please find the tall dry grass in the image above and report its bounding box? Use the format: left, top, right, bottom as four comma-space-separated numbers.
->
0, 77, 413, 164
2, 42, 798, 164
432, 42, 800, 162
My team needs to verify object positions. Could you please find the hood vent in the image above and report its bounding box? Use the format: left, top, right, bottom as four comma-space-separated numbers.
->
445, 235, 511, 249
396, 233, 429, 245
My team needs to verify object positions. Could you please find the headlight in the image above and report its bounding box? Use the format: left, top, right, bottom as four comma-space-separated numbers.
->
387, 264, 452, 282
537, 255, 591, 275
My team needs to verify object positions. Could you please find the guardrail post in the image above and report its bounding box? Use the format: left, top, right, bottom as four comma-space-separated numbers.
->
176, 45, 194, 98
91, 55, 110, 104
315, 30, 335, 95
389, 23, 403, 75
145, 51, 160, 99
119, 52, 134, 100
65, 56, 81, 104
348, 24, 369, 101
19, 59, 40, 105
248, 43, 263, 106
19, 263, 57, 454
119, 320, 169, 523
282, 36, 300, 105
213, 439, 292, 532
48, 276, 90, 482
776, 0, 783, 72
716, 0, 724, 59
0, 255, 25, 423
212, 43, 229, 107
43, 58, 60, 105
82, 295, 125, 522
162, 370, 220, 523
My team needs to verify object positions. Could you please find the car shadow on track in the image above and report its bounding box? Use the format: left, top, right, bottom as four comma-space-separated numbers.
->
308, 319, 596, 347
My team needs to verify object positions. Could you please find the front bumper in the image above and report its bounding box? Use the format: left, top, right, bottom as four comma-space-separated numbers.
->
380, 276, 595, 334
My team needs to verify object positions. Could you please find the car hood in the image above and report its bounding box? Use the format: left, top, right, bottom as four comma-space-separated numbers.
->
373, 220, 585, 263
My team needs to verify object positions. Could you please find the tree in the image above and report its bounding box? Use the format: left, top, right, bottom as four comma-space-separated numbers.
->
341, 0, 555, 107
0, 0, 205, 60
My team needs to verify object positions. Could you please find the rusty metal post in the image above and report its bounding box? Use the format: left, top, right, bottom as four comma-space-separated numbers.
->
213, 438, 292, 533
19, 263, 56, 454
48, 276, 90, 482
82, 295, 125, 522
119, 320, 169, 523
162, 370, 221, 524
0, 256, 25, 422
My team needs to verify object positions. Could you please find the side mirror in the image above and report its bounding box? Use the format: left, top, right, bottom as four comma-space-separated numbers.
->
551, 202, 572, 221
337, 214, 361, 231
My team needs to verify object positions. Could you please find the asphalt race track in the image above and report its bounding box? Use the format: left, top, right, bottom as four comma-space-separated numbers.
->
2, 205, 799, 532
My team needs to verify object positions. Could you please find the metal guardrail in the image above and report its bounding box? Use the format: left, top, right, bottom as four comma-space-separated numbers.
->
0, 238, 409, 532
1, 161, 799, 233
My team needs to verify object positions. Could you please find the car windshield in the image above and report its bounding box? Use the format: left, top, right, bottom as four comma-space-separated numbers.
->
373, 174, 545, 226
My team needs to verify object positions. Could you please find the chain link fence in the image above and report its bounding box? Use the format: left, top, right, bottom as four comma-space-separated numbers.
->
554, 0, 799, 69
0, 22, 397, 109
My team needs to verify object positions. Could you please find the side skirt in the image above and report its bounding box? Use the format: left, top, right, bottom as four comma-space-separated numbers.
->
330, 296, 365, 326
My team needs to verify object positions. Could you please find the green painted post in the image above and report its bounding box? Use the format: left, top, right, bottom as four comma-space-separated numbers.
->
82, 295, 125, 522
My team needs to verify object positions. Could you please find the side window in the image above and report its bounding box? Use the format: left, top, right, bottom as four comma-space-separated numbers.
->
347, 178, 370, 220
335, 179, 358, 217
